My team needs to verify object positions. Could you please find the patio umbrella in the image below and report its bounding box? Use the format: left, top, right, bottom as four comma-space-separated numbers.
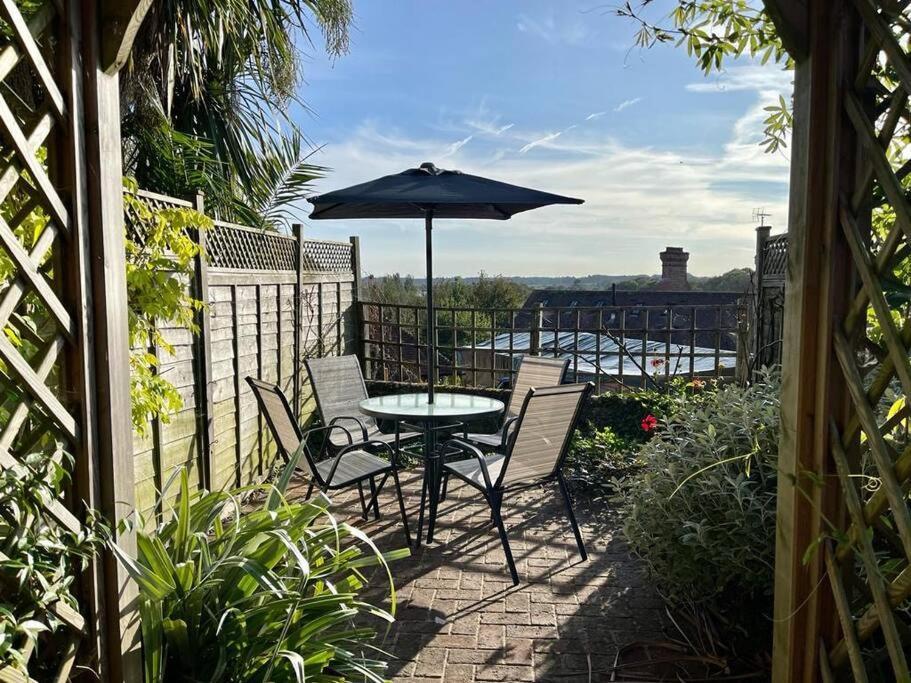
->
307, 162, 583, 402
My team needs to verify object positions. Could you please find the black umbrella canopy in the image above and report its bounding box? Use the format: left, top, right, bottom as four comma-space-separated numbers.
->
306, 162, 583, 403
307, 162, 583, 219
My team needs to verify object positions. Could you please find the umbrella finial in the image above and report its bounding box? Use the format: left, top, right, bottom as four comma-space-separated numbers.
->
419, 162, 439, 174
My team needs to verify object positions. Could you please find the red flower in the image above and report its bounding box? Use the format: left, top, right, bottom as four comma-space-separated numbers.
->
641, 414, 658, 432
650, 358, 666, 369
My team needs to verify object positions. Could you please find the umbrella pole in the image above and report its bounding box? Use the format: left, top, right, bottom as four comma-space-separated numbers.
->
425, 210, 435, 403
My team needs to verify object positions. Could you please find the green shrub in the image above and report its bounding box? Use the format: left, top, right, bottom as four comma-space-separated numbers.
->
564, 385, 676, 493
0, 449, 105, 675
577, 388, 673, 443
616, 371, 780, 608
112, 455, 408, 683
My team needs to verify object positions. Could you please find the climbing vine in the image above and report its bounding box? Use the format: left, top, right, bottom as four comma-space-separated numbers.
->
123, 179, 211, 434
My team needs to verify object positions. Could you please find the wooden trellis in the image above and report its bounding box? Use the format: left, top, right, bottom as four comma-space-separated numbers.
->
770, 0, 911, 679
0, 0, 148, 680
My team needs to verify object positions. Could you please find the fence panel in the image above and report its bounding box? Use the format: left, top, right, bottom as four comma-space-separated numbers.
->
128, 191, 358, 516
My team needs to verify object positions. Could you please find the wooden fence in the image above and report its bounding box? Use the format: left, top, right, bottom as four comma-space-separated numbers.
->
129, 190, 360, 518
754, 226, 787, 368
359, 300, 746, 393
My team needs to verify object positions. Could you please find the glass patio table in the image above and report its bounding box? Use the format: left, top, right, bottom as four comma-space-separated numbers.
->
359, 392, 504, 546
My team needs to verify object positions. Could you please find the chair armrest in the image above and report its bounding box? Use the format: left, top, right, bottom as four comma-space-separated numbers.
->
301, 424, 355, 460
500, 416, 520, 451
440, 438, 494, 490
329, 415, 369, 443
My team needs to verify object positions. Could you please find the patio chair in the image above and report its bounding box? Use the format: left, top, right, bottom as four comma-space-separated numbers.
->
463, 356, 569, 451
435, 382, 593, 584
305, 355, 421, 453
246, 376, 411, 544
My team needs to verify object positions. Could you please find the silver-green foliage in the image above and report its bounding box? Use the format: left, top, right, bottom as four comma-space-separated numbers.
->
618, 371, 780, 605
112, 454, 408, 683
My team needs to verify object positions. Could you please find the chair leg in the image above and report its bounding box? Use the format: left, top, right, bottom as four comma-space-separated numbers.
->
391, 466, 412, 546
557, 474, 587, 561
357, 481, 369, 521
415, 472, 428, 548
368, 476, 381, 520
440, 472, 449, 501
490, 490, 519, 585
304, 481, 314, 500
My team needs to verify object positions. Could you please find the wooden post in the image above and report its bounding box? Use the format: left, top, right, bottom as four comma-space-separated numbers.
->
63, 1, 142, 677
292, 223, 303, 418
349, 236, 363, 367
754, 224, 771, 366
231, 284, 242, 487
192, 192, 215, 489
529, 303, 543, 356
771, 1, 858, 678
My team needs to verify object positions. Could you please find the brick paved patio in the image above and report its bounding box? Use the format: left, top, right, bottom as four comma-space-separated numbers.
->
288, 467, 667, 682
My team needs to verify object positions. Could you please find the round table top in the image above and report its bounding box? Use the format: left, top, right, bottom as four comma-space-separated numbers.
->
359, 392, 505, 421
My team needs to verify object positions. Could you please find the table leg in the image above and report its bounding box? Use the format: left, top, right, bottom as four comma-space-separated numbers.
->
414, 422, 437, 547
426, 429, 442, 544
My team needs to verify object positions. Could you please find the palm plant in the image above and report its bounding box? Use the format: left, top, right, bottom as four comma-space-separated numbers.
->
112, 449, 408, 683
121, 0, 350, 228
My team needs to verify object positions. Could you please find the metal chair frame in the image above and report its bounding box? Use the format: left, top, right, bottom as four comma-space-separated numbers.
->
246, 376, 412, 545
435, 382, 593, 584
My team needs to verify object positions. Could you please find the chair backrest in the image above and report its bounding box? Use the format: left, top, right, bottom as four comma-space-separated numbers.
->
498, 382, 593, 487
304, 355, 376, 429
507, 356, 570, 417
246, 377, 320, 479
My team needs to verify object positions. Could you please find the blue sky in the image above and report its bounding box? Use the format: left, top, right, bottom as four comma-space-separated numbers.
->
293, 1, 793, 277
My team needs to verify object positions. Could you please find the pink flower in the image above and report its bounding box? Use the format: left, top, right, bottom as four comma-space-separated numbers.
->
650, 358, 665, 369
641, 414, 658, 432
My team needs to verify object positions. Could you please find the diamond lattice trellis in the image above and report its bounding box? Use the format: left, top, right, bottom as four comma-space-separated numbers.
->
0, 0, 97, 679
807, 0, 911, 678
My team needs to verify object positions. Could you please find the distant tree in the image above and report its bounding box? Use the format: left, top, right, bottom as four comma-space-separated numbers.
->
694, 268, 754, 293
472, 272, 531, 310
362, 274, 423, 306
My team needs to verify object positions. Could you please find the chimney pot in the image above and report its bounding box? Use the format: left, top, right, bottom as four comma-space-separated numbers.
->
656, 247, 690, 290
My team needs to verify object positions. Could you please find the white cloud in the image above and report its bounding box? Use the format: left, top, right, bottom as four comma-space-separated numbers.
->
304, 92, 790, 277
442, 134, 473, 157
613, 97, 642, 112
585, 111, 606, 121
516, 12, 591, 46
686, 64, 793, 94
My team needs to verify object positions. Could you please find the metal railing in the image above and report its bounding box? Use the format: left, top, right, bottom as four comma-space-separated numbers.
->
358, 301, 748, 392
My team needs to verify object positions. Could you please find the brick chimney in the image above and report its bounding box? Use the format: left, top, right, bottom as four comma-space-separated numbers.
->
656, 247, 690, 290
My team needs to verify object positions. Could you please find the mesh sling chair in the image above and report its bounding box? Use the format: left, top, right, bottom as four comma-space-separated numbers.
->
435, 382, 593, 584
463, 356, 570, 451
246, 377, 411, 545
305, 355, 422, 453
442, 356, 570, 501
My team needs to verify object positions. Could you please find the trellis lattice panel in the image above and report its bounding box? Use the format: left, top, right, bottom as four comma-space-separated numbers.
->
0, 0, 101, 679
780, 1, 911, 679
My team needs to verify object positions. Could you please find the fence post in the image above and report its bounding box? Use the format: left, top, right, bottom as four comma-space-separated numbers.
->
529, 303, 543, 356
350, 236, 365, 372
754, 224, 770, 366
293, 223, 304, 419
192, 192, 215, 489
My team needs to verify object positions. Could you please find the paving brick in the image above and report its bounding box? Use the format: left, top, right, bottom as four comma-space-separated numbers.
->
476, 624, 504, 649
442, 663, 475, 682
474, 664, 535, 681
296, 468, 667, 682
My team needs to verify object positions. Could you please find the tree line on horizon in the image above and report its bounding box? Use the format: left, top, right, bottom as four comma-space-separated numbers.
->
362, 267, 753, 308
